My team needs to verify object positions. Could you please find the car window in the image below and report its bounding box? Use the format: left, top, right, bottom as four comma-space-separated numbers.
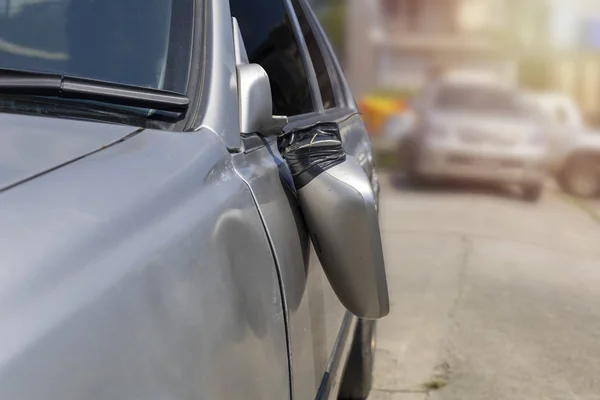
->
230, 0, 314, 116
0, 0, 194, 93
291, 0, 336, 109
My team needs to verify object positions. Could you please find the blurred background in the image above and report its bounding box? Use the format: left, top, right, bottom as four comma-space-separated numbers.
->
310, 0, 600, 161
306, 2, 600, 399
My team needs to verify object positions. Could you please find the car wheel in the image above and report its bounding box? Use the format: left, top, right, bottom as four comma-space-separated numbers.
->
558, 155, 600, 198
405, 153, 426, 187
522, 183, 543, 202
338, 320, 377, 400
402, 136, 424, 183
405, 168, 424, 186
397, 136, 411, 170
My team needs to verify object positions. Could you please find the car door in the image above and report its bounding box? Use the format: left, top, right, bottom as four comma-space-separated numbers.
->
0, 1, 292, 398
228, 1, 376, 398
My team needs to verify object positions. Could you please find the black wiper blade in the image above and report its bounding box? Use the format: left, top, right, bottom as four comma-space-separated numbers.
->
0, 68, 189, 112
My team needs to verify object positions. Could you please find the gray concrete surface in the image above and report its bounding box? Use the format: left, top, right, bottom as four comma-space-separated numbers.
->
370, 174, 600, 400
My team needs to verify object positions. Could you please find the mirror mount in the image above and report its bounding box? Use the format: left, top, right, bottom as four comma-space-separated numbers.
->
233, 18, 288, 136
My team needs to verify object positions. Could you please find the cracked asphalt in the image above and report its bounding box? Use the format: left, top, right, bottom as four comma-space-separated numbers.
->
370, 174, 600, 400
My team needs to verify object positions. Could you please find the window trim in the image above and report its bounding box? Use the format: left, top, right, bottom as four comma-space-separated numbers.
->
296, 0, 354, 110
287, 110, 322, 124
181, 0, 207, 131
282, 0, 325, 114
291, 0, 337, 110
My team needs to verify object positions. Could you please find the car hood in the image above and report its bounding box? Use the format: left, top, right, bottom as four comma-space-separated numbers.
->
0, 114, 139, 192
430, 111, 540, 140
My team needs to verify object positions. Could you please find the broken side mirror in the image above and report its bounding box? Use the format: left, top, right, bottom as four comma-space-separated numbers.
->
279, 123, 390, 319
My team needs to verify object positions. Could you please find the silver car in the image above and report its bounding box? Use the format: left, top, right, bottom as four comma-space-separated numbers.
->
0, 0, 389, 399
404, 74, 548, 201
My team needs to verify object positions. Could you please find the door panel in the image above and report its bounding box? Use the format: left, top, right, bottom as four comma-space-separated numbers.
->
0, 129, 289, 400
233, 135, 349, 399
332, 108, 375, 179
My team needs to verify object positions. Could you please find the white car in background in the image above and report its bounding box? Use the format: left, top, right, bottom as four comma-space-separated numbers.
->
526, 92, 600, 198
403, 74, 548, 201
525, 92, 583, 127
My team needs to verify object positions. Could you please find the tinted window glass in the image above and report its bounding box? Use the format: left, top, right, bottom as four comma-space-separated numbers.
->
230, 0, 314, 116
0, 0, 194, 93
292, 0, 336, 109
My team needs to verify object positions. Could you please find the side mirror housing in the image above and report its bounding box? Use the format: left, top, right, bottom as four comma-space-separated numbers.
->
233, 17, 287, 135
236, 64, 275, 134
301, 157, 389, 318
279, 123, 390, 319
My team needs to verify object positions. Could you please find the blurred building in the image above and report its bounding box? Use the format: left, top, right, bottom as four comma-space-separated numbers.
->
341, 0, 600, 125
345, 0, 516, 97
511, 0, 600, 124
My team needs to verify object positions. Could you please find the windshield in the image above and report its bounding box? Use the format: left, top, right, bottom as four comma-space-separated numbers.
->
434, 83, 531, 117
0, 0, 193, 93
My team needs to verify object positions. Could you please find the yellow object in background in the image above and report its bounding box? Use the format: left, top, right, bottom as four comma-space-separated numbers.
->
358, 94, 406, 136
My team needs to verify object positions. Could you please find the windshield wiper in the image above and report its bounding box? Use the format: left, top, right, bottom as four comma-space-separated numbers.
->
0, 68, 189, 112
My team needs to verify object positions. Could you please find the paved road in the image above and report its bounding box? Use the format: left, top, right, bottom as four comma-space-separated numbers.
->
370, 174, 600, 400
